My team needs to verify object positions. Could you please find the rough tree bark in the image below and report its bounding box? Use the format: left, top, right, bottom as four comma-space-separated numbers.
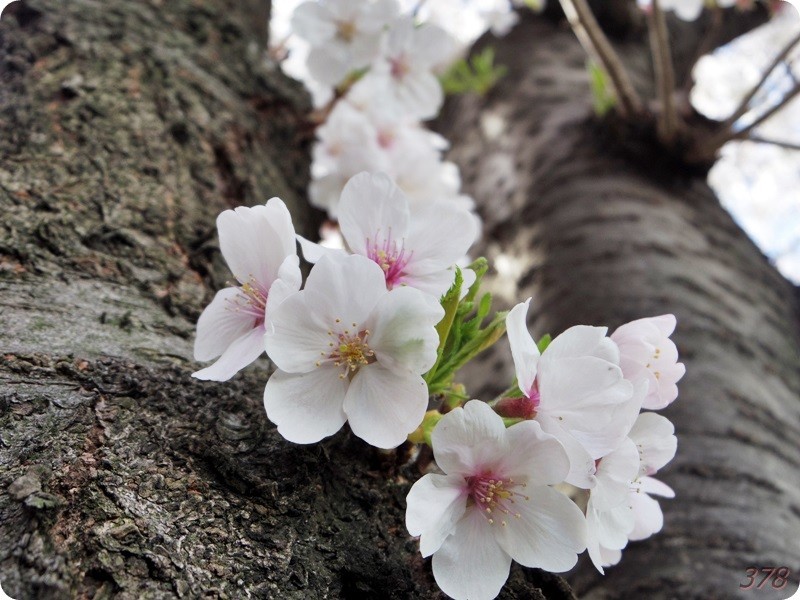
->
438, 11, 800, 600
0, 2, 574, 599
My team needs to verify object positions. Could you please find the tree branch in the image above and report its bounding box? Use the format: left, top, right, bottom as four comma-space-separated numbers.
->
722, 29, 800, 128
558, 0, 644, 117
746, 134, 800, 151
648, 0, 679, 143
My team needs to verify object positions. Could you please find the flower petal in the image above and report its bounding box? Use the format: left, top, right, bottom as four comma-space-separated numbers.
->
264, 291, 331, 373
403, 200, 479, 273
194, 287, 257, 361
338, 172, 410, 258
431, 510, 512, 600
543, 325, 618, 363
344, 365, 428, 449
217, 203, 296, 288
431, 400, 509, 477
505, 299, 539, 397
303, 254, 388, 326
628, 490, 664, 541
496, 420, 569, 486
263, 367, 348, 444
494, 485, 587, 573
369, 286, 443, 374
406, 473, 467, 557
192, 326, 266, 382
537, 416, 597, 489
629, 412, 677, 476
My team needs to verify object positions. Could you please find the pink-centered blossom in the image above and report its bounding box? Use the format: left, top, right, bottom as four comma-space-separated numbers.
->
505, 299, 642, 488
193, 199, 300, 382
300, 172, 479, 297
406, 401, 587, 600
610, 314, 685, 410
349, 16, 456, 120
263, 253, 443, 448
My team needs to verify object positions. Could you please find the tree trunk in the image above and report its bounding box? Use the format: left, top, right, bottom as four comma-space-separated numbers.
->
438, 13, 800, 600
0, 2, 573, 599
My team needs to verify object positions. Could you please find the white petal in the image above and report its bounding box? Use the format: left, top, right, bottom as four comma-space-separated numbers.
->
587, 499, 634, 551
296, 234, 347, 263
505, 299, 539, 397
306, 44, 353, 87
431, 400, 508, 477
494, 485, 587, 573
303, 254, 387, 326
264, 255, 302, 321
406, 473, 467, 557
640, 475, 675, 498
628, 491, 664, 541
264, 291, 331, 373
369, 286, 443, 374
591, 438, 640, 511
338, 172, 410, 257
432, 510, 512, 600
537, 416, 597, 489
404, 201, 479, 273
192, 326, 265, 382
291, 1, 336, 42
629, 412, 677, 476
496, 420, 569, 486
194, 287, 256, 361
344, 366, 428, 449
217, 204, 296, 288
263, 367, 348, 444
543, 325, 618, 363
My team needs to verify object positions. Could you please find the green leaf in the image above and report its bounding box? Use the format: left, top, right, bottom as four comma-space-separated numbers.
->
588, 61, 616, 117
440, 48, 507, 96
537, 333, 552, 353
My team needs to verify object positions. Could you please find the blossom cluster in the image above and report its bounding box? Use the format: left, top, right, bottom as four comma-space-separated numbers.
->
639, 0, 757, 21
191, 173, 685, 599
190, 2, 687, 599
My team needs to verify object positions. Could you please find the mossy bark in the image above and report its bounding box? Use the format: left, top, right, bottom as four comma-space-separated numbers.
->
0, 2, 575, 599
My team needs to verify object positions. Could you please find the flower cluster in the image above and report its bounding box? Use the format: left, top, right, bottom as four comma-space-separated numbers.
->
639, 0, 757, 21
190, 2, 687, 599
192, 178, 685, 598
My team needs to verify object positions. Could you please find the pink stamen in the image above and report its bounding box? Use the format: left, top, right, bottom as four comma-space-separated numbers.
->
226, 277, 268, 326
366, 230, 413, 289
466, 474, 529, 526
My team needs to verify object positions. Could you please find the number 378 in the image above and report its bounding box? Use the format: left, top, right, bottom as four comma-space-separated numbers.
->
740, 567, 792, 590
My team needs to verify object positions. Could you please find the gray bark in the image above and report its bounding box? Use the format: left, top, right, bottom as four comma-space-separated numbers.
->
438, 12, 800, 600
0, 2, 573, 599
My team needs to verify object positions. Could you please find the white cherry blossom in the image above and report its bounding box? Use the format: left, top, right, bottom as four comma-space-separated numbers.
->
586, 413, 677, 571
263, 253, 443, 448
406, 400, 587, 600
610, 314, 685, 410
193, 199, 301, 382
301, 172, 479, 296
505, 299, 642, 488
291, 0, 399, 87
349, 16, 456, 120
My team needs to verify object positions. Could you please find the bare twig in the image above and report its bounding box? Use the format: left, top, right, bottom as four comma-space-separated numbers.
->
558, 0, 644, 117
722, 30, 800, 128
699, 79, 800, 157
746, 134, 800, 151
648, 0, 680, 143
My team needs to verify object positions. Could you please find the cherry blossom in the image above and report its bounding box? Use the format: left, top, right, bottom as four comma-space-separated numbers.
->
291, 0, 399, 87
300, 172, 479, 296
586, 413, 677, 571
610, 314, 685, 410
505, 299, 642, 488
406, 400, 587, 600
349, 16, 456, 121
193, 199, 301, 382
263, 253, 443, 448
